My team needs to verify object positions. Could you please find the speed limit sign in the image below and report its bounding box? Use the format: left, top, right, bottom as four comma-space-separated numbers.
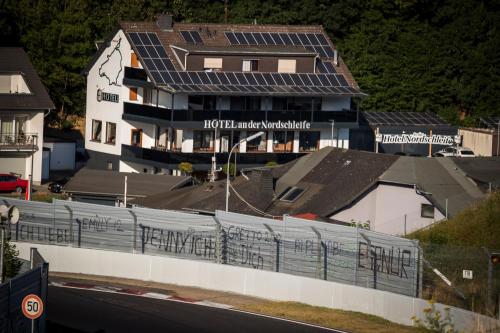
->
21, 294, 44, 320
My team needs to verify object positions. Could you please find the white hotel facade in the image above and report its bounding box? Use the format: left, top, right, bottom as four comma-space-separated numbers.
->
83, 16, 364, 176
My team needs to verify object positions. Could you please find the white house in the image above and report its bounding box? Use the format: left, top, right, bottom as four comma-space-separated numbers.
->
0, 48, 54, 185
82, 15, 364, 178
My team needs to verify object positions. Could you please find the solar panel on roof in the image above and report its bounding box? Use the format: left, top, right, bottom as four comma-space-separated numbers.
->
129, 33, 142, 45
144, 59, 156, 70
253, 33, 265, 44
262, 73, 276, 85
218, 73, 230, 85
225, 72, 239, 84
206, 72, 220, 84
324, 46, 335, 58
180, 31, 194, 43
324, 62, 336, 73
150, 71, 162, 82
315, 33, 328, 44
198, 72, 210, 84
225, 32, 238, 44
243, 32, 257, 45
246, 73, 257, 85
234, 72, 249, 85
271, 33, 284, 45
271, 73, 285, 85
154, 59, 166, 71
253, 73, 266, 85
261, 33, 274, 45
290, 75, 303, 86
281, 74, 294, 85
148, 33, 161, 45
160, 72, 173, 84
317, 74, 330, 86
169, 71, 182, 83
280, 33, 293, 45
306, 33, 320, 45
178, 71, 192, 84
234, 32, 247, 44
299, 74, 313, 85
297, 34, 310, 45
191, 31, 203, 44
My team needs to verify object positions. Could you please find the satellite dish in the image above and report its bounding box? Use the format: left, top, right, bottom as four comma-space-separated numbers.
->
0, 205, 19, 224
0, 205, 8, 217
9, 206, 19, 224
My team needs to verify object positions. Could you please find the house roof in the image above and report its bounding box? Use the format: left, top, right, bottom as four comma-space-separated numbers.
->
63, 168, 192, 198
0, 48, 55, 110
361, 111, 450, 127
379, 157, 485, 217
133, 148, 494, 221
85, 18, 362, 97
450, 157, 500, 191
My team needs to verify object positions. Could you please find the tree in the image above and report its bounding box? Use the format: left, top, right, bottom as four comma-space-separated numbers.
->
2, 239, 22, 281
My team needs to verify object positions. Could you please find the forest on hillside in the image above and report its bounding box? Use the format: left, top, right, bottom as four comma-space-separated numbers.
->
1, 0, 499, 127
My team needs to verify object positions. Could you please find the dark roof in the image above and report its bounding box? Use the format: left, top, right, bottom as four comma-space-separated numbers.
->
479, 117, 500, 129
132, 168, 274, 215
83, 19, 361, 97
63, 168, 192, 197
361, 111, 449, 127
129, 148, 495, 220
0, 48, 55, 110
178, 44, 318, 56
450, 157, 500, 191
379, 157, 485, 217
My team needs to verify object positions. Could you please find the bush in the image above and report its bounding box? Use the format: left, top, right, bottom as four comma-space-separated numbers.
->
265, 161, 279, 168
222, 163, 236, 177
178, 162, 193, 175
60, 119, 74, 130
2, 240, 22, 280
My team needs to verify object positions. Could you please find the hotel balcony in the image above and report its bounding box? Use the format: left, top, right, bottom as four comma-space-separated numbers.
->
122, 102, 358, 128
0, 133, 38, 152
121, 144, 306, 170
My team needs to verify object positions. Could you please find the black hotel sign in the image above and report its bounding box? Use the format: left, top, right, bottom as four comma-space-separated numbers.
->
97, 89, 119, 103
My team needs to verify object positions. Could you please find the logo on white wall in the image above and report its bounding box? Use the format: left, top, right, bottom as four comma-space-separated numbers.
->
98, 36, 123, 86
378, 132, 455, 145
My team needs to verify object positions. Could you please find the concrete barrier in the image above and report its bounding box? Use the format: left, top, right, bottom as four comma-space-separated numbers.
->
14, 242, 500, 333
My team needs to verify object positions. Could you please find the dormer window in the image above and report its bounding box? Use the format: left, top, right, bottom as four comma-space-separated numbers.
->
277, 59, 296, 73
204, 58, 223, 71
0, 74, 31, 94
242, 59, 259, 72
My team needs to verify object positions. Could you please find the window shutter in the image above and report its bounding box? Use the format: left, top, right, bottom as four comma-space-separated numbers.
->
131, 52, 139, 68
129, 87, 138, 101
204, 58, 223, 69
278, 59, 296, 73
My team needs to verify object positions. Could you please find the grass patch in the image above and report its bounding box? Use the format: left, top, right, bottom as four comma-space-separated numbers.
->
0, 191, 66, 202
238, 301, 430, 333
409, 191, 500, 248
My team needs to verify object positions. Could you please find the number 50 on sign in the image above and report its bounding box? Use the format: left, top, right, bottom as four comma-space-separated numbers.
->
22, 294, 44, 320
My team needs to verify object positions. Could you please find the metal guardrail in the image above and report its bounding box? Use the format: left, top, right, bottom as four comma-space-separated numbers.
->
0, 197, 420, 298
0, 134, 38, 149
0, 248, 48, 333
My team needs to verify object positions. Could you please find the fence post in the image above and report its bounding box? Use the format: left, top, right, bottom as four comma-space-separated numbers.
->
310, 227, 323, 280
359, 231, 377, 289
129, 210, 137, 253
139, 224, 146, 254
264, 224, 280, 272
63, 205, 73, 246
15, 222, 19, 241
75, 219, 82, 247
483, 247, 493, 315
213, 217, 224, 264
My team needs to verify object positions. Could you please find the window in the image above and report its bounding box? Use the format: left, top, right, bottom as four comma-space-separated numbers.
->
203, 58, 223, 71
242, 59, 258, 72
246, 131, 267, 152
193, 130, 214, 152
143, 88, 152, 105
272, 97, 321, 111
278, 59, 296, 73
131, 52, 139, 68
273, 131, 294, 152
131, 129, 142, 147
105, 122, 116, 145
188, 95, 217, 110
129, 87, 138, 101
421, 204, 435, 218
91, 120, 102, 142
280, 187, 304, 202
230, 96, 260, 111
299, 132, 320, 152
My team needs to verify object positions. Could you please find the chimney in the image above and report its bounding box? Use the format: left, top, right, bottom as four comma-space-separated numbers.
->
333, 49, 339, 66
156, 14, 173, 31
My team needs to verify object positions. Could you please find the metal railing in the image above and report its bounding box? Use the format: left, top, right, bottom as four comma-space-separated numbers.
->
122, 144, 306, 166
1, 197, 421, 298
0, 134, 38, 149
0, 248, 48, 333
123, 102, 358, 124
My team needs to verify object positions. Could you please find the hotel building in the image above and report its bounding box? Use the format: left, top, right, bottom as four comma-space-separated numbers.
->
83, 15, 364, 176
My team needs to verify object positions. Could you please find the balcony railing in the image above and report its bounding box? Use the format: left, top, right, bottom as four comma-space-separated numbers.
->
123, 102, 358, 124
0, 133, 38, 150
124, 66, 148, 81
122, 144, 306, 168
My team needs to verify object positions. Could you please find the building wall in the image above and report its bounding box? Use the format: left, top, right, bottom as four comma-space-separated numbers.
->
43, 142, 76, 170
85, 29, 133, 157
459, 128, 496, 156
331, 184, 445, 236
186, 54, 316, 73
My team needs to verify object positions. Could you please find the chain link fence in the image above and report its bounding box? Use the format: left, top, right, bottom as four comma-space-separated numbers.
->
420, 243, 500, 317
1, 197, 421, 298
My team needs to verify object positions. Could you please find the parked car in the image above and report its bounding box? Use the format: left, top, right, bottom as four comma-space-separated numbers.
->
433, 147, 475, 157
48, 182, 63, 193
0, 173, 28, 193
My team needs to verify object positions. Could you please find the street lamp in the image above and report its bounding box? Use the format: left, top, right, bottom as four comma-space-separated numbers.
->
225, 131, 265, 212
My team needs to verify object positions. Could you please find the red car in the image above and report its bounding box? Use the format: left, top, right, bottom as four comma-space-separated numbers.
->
0, 174, 28, 193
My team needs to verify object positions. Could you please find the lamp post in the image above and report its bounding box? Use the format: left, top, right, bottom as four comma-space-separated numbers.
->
225, 131, 265, 212
330, 120, 335, 147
